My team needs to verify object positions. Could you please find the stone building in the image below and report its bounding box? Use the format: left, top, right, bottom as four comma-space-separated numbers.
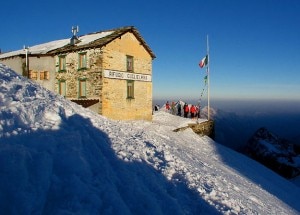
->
0, 26, 156, 121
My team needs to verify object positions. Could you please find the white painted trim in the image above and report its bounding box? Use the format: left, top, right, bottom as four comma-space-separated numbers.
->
103, 69, 152, 82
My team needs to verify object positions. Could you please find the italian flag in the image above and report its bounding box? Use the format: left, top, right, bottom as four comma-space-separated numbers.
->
199, 55, 208, 68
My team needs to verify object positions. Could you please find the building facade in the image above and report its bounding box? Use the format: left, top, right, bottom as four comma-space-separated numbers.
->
0, 26, 155, 121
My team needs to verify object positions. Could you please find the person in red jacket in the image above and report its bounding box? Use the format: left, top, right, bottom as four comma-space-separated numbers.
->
183, 103, 189, 118
190, 105, 196, 119
165, 101, 170, 111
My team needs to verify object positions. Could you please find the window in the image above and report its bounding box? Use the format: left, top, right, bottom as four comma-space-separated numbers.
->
127, 80, 134, 99
45, 71, 50, 80
127, 55, 133, 72
29, 70, 37, 80
78, 52, 87, 70
40, 71, 49, 80
58, 80, 66, 96
58, 55, 66, 71
78, 79, 87, 98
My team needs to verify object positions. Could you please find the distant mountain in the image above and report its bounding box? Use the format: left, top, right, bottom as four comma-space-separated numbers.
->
245, 127, 300, 179
205, 107, 300, 153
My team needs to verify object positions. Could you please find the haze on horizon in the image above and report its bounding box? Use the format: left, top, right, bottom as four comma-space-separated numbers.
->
154, 97, 300, 115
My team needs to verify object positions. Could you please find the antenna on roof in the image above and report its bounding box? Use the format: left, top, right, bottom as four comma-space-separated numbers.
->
70, 25, 80, 45
72, 26, 79, 36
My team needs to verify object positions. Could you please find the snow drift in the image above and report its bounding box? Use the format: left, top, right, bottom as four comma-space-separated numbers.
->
0, 63, 300, 214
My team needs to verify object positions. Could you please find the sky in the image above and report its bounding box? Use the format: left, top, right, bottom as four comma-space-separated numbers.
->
1, 0, 300, 105
1, 63, 300, 214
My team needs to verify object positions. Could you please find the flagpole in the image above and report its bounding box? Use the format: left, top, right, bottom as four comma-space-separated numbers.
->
206, 35, 210, 121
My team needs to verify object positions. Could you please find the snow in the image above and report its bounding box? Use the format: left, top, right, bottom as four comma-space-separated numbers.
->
78, 31, 114, 46
0, 31, 114, 59
0, 39, 70, 59
0, 63, 300, 214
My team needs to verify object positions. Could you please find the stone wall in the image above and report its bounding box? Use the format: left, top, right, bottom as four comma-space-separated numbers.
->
174, 120, 215, 139
55, 49, 103, 98
101, 32, 153, 121
102, 78, 152, 120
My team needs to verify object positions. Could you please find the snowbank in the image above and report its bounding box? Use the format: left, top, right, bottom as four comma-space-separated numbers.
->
0, 63, 300, 214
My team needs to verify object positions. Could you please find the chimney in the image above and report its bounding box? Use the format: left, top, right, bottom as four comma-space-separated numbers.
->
70, 26, 80, 45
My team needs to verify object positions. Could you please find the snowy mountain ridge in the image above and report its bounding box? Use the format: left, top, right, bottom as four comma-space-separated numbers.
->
0, 63, 300, 214
245, 127, 300, 179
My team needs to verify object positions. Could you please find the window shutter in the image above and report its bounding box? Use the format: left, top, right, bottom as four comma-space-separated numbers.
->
40, 71, 45, 80
45, 71, 49, 80
29, 70, 37, 80
79, 79, 86, 97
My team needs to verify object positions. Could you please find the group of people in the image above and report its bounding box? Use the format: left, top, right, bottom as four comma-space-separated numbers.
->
164, 101, 201, 119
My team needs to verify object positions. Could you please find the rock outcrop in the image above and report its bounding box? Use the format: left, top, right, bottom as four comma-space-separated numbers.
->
245, 127, 300, 179
174, 120, 215, 139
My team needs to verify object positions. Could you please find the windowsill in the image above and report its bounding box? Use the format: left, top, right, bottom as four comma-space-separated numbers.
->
77, 67, 87, 71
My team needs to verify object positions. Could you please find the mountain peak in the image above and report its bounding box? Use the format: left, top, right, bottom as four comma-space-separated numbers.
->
246, 127, 300, 178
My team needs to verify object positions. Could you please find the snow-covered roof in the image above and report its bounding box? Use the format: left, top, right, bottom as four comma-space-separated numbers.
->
0, 31, 113, 59
0, 26, 155, 59
0, 39, 72, 59
77, 31, 113, 46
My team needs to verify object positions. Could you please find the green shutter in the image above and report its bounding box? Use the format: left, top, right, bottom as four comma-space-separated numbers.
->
59, 80, 66, 96
127, 80, 134, 99
79, 79, 87, 97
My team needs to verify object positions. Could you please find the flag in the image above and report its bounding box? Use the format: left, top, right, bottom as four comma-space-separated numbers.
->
204, 75, 208, 85
199, 55, 208, 68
